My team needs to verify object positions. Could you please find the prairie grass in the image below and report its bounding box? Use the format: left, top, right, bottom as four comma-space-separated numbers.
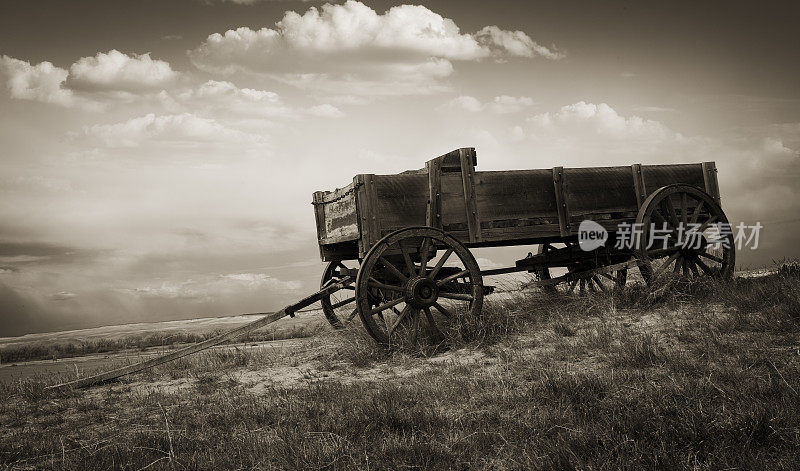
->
1, 266, 798, 469
0, 320, 326, 364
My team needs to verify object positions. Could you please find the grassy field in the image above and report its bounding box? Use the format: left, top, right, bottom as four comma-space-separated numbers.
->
0, 313, 328, 365
1, 268, 799, 470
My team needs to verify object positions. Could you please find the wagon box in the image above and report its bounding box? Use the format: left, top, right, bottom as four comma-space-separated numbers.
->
312, 147, 722, 260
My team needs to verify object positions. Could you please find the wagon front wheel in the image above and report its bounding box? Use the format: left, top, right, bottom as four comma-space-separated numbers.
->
320, 260, 359, 328
355, 227, 484, 347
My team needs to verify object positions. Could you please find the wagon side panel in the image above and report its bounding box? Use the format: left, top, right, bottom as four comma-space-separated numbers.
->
470, 169, 562, 242
640, 163, 705, 193
563, 166, 640, 233
372, 173, 429, 237
314, 180, 361, 261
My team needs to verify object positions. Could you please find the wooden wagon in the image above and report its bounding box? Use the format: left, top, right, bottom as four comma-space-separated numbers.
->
47, 147, 738, 390
312, 147, 735, 345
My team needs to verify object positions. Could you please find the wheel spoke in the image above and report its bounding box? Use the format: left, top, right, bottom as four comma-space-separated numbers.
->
331, 297, 355, 309
379, 257, 407, 282
653, 251, 681, 277
690, 200, 705, 224
694, 256, 715, 275
418, 237, 431, 275
592, 276, 606, 291
568, 280, 578, 294
696, 216, 719, 234
429, 247, 454, 279
423, 308, 444, 340
439, 291, 474, 301
662, 196, 681, 229
433, 302, 454, 319
600, 273, 616, 282
688, 259, 700, 277
674, 257, 682, 274
370, 296, 404, 316
587, 278, 598, 293
681, 193, 688, 226
436, 269, 471, 286
652, 208, 669, 227
398, 242, 415, 277
410, 309, 421, 345
387, 305, 411, 336
346, 308, 358, 322
367, 281, 404, 292
698, 251, 724, 264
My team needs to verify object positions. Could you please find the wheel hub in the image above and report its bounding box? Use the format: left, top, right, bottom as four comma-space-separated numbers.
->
404, 276, 439, 308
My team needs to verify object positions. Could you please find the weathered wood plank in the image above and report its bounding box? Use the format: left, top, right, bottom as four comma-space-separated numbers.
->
426, 157, 442, 229
355, 174, 380, 257
552, 166, 571, 236
460, 148, 481, 242
631, 163, 647, 209
702, 161, 721, 204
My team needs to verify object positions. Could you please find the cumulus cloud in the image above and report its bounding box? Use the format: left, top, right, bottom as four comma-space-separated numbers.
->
526, 101, 670, 140
475, 26, 564, 60
79, 113, 267, 148
163, 80, 343, 119
189, 1, 562, 96
67, 49, 179, 92
1, 55, 79, 108
438, 95, 534, 114
1, 51, 179, 109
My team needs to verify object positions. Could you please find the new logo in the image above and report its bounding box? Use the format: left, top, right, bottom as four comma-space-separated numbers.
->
578, 220, 608, 251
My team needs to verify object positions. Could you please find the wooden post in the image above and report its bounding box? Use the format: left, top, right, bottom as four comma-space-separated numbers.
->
552, 166, 571, 236
459, 148, 481, 242
426, 158, 442, 229
312, 191, 326, 259
355, 174, 379, 257
701, 162, 721, 204
631, 163, 647, 209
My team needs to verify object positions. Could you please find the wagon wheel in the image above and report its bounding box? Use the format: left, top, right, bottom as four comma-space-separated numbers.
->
355, 227, 484, 347
320, 261, 359, 328
536, 242, 627, 295
635, 184, 735, 284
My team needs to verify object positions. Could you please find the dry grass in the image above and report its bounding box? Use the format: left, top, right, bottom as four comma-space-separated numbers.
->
1, 267, 799, 469
0, 321, 327, 364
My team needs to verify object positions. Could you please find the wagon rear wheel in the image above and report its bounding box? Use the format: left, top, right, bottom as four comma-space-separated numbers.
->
635, 184, 735, 284
536, 242, 627, 295
355, 227, 483, 347
320, 261, 358, 328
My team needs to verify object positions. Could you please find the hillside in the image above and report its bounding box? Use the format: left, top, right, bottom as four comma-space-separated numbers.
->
1, 271, 799, 469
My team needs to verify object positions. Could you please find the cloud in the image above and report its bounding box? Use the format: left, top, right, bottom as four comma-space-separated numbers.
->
67, 49, 179, 92
189, 1, 562, 95
438, 95, 534, 114
79, 113, 267, 148
166, 79, 343, 118
475, 26, 564, 60
125, 272, 302, 301
1, 51, 179, 109
526, 101, 670, 140
0, 55, 78, 108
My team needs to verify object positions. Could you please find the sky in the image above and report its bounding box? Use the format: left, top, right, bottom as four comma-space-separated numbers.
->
1, 0, 798, 336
